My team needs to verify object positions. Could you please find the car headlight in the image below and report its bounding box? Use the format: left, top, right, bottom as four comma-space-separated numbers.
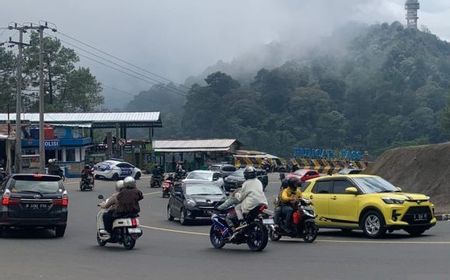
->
186, 198, 196, 207
382, 197, 405, 204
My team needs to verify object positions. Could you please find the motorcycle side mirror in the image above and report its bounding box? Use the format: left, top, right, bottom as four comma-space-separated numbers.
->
98, 194, 104, 199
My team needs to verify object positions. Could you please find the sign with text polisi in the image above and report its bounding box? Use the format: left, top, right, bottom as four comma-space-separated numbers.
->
44, 140, 59, 150
294, 147, 364, 161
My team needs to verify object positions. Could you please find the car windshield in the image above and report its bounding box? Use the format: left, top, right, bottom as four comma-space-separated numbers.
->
294, 170, 306, 176
186, 172, 212, 180
222, 166, 236, 172
9, 176, 61, 194
353, 177, 399, 193
185, 184, 223, 195
230, 169, 244, 177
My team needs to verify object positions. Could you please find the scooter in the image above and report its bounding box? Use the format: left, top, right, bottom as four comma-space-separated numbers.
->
209, 204, 271, 252
96, 194, 143, 250
267, 198, 318, 243
80, 174, 94, 191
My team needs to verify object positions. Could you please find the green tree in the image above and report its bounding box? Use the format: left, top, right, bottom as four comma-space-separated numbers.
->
22, 32, 103, 112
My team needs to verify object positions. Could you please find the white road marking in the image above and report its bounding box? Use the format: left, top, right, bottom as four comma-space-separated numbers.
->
140, 225, 208, 236
140, 224, 450, 244
143, 191, 160, 196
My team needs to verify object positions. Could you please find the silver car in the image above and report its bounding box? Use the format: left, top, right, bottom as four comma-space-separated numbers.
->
183, 170, 224, 188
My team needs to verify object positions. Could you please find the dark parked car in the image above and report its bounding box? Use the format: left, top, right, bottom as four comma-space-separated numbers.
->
338, 168, 363, 175
167, 182, 226, 225
209, 164, 237, 178
223, 168, 269, 192
0, 174, 68, 237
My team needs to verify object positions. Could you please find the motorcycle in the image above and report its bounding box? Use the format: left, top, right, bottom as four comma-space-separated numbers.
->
162, 175, 174, 198
150, 174, 163, 188
80, 174, 94, 191
96, 194, 143, 250
267, 198, 318, 243
209, 204, 271, 252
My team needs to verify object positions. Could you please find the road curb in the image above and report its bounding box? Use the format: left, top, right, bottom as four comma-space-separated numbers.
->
435, 214, 450, 221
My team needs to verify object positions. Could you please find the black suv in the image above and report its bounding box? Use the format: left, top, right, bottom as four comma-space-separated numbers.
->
0, 174, 69, 237
223, 168, 269, 192
209, 164, 237, 178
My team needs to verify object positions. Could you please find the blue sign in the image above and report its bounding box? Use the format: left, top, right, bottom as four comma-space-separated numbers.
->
294, 147, 364, 161
44, 140, 60, 150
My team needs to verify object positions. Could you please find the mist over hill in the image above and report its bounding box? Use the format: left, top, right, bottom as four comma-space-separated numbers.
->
127, 22, 450, 156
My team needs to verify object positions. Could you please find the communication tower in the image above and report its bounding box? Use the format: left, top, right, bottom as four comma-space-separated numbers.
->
405, 0, 420, 29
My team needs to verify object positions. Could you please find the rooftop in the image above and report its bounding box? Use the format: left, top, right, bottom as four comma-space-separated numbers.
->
153, 139, 240, 152
0, 112, 162, 128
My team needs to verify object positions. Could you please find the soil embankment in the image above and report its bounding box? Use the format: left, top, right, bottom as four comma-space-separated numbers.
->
365, 142, 450, 213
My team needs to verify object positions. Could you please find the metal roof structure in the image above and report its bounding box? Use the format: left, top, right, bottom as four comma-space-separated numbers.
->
0, 112, 162, 128
153, 139, 240, 153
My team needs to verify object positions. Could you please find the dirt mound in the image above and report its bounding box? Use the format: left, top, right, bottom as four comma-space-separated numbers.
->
365, 142, 450, 213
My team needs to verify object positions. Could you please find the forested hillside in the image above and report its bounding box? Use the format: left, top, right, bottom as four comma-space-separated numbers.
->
127, 22, 450, 157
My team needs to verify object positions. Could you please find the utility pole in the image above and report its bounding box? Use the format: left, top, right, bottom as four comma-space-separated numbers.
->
8, 23, 28, 173
9, 22, 57, 173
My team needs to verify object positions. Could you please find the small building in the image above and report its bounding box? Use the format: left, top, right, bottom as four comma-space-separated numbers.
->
0, 112, 162, 176
153, 139, 241, 171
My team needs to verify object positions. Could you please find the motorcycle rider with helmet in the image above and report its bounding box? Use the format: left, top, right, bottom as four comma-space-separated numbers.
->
279, 177, 303, 233
98, 180, 124, 236
273, 178, 289, 226
234, 166, 268, 230
103, 176, 143, 234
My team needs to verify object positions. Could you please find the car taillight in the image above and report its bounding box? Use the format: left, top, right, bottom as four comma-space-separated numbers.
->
131, 218, 138, 228
2, 192, 20, 206
54, 191, 69, 207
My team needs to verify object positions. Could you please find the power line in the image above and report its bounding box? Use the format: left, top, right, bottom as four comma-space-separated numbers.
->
75, 51, 187, 97
56, 30, 191, 91
44, 32, 189, 97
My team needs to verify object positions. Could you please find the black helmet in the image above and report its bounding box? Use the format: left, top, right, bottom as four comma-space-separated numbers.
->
85, 165, 91, 169
243, 166, 257, 180
281, 179, 289, 189
288, 177, 299, 189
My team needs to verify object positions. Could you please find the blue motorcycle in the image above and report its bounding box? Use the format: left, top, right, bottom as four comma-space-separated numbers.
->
209, 204, 270, 252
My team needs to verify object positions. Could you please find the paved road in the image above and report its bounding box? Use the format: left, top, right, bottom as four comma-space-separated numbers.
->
1, 175, 450, 280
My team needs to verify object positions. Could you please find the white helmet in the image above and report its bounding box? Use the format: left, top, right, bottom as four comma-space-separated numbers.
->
123, 176, 136, 189
48, 159, 55, 164
115, 180, 124, 192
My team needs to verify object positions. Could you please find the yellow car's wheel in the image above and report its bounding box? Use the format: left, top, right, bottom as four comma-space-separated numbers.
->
361, 210, 386, 238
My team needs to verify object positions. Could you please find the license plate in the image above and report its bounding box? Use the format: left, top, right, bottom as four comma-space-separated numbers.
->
263, 218, 274, 225
128, 228, 142, 234
413, 213, 428, 221
25, 203, 49, 210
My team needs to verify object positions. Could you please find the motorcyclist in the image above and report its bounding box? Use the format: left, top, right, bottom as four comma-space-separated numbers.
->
151, 164, 164, 186
175, 161, 186, 181
115, 176, 144, 217
81, 164, 93, 179
102, 176, 143, 234
234, 166, 268, 230
291, 162, 300, 172
279, 177, 303, 233
99, 180, 124, 236
48, 159, 63, 177
273, 179, 289, 226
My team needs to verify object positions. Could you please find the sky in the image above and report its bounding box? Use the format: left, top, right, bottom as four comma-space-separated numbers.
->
1, 0, 450, 105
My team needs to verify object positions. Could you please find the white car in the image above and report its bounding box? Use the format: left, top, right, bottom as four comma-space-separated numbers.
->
93, 160, 142, 180
183, 170, 224, 188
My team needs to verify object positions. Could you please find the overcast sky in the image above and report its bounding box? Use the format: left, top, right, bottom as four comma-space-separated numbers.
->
1, 0, 450, 101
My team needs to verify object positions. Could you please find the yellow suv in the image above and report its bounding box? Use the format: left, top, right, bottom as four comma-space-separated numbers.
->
303, 175, 436, 238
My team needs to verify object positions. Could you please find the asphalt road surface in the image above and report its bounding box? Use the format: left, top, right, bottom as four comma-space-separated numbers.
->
1, 175, 449, 280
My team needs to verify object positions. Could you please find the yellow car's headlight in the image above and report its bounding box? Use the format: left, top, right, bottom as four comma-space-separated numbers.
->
382, 197, 405, 204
